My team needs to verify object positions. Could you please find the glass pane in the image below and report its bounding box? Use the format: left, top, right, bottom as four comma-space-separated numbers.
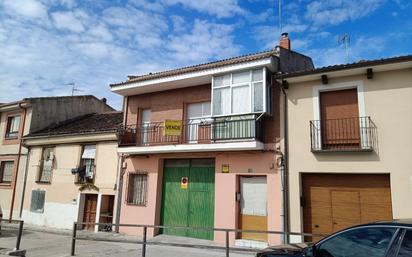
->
253, 82, 264, 112
252, 69, 263, 81
2, 161, 14, 182
232, 85, 249, 114
202, 102, 211, 116
213, 88, 230, 115
232, 71, 250, 84
213, 74, 230, 87
11, 116, 20, 132
317, 227, 396, 257
398, 230, 412, 257
187, 103, 203, 119
141, 109, 151, 123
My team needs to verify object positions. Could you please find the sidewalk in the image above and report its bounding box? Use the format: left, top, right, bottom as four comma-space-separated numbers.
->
0, 224, 257, 257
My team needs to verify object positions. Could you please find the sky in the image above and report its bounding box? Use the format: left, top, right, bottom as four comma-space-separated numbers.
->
1, 0, 411, 109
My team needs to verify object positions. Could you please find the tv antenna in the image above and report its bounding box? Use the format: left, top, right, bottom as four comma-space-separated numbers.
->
67, 82, 84, 96
338, 33, 350, 63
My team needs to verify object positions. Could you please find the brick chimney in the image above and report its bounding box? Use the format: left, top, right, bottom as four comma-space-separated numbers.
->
279, 32, 291, 50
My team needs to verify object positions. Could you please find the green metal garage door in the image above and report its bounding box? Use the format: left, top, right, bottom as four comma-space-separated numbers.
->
161, 159, 215, 240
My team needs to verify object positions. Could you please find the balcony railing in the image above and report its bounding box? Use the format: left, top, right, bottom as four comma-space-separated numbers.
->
119, 115, 263, 147
310, 116, 377, 152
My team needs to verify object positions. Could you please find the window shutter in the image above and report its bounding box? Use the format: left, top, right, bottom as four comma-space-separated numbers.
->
82, 145, 96, 159
30, 190, 45, 213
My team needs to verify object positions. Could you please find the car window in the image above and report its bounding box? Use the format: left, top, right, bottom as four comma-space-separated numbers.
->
316, 227, 396, 257
398, 229, 412, 257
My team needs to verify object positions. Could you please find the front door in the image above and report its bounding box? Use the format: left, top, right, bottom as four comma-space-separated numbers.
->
239, 176, 268, 242
161, 159, 215, 240
83, 194, 98, 230
320, 89, 360, 149
186, 102, 211, 143
140, 109, 151, 145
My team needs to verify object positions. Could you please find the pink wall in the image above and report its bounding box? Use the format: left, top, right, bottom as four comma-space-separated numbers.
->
214, 152, 282, 245
119, 151, 282, 245
119, 157, 162, 237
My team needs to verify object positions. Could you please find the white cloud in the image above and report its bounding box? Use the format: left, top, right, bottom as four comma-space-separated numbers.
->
2, 0, 48, 19
88, 23, 113, 42
308, 36, 388, 67
170, 15, 187, 33
162, 0, 245, 18
0, 2, 243, 109
167, 20, 241, 63
128, 0, 165, 12
305, 0, 386, 27
51, 11, 86, 33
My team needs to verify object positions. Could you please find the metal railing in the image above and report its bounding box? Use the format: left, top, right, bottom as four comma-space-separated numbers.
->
310, 116, 377, 152
0, 219, 24, 251
70, 222, 326, 257
119, 115, 263, 147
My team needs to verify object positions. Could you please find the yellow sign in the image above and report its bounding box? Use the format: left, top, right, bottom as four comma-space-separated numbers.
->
181, 177, 188, 189
164, 120, 182, 136
222, 164, 230, 173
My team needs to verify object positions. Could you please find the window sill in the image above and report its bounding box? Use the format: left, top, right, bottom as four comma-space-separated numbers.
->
311, 148, 374, 153
30, 210, 44, 214
125, 202, 147, 207
35, 181, 51, 184
0, 182, 12, 187
4, 136, 18, 140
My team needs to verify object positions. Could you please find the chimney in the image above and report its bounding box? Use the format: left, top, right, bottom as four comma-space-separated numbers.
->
101, 98, 107, 104
279, 32, 291, 50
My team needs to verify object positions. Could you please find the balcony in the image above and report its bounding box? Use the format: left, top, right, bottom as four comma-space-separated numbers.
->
310, 116, 377, 152
118, 115, 264, 154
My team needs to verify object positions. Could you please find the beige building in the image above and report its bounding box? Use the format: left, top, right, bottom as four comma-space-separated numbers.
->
21, 112, 122, 230
279, 55, 412, 242
0, 96, 113, 220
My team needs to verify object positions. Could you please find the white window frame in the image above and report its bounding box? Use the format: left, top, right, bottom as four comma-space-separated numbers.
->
212, 67, 267, 116
312, 80, 367, 150
186, 101, 212, 143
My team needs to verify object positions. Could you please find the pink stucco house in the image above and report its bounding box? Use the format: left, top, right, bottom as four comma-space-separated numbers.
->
111, 34, 314, 247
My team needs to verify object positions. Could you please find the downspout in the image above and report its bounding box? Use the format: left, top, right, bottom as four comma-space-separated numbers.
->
114, 96, 128, 233
9, 103, 27, 220
276, 51, 290, 243
281, 84, 290, 244
114, 154, 124, 233
19, 143, 31, 218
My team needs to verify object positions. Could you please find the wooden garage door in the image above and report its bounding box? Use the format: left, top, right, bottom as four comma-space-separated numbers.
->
302, 174, 392, 242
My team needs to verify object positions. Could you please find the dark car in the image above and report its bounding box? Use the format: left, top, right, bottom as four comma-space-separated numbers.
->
257, 219, 412, 257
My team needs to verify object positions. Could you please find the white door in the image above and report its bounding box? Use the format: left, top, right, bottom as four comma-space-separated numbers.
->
186, 102, 211, 143
240, 176, 268, 241
141, 109, 151, 145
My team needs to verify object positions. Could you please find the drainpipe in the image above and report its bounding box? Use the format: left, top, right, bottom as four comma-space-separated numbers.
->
114, 96, 128, 232
280, 71, 290, 244
114, 154, 124, 233
9, 103, 27, 220
19, 143, 31, 218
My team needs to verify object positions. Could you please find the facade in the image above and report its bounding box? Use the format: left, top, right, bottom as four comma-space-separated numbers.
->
0, 96, 114, 220
21, 112, 122, 230
280, 55, 412, 243
111, 35, 314, 246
